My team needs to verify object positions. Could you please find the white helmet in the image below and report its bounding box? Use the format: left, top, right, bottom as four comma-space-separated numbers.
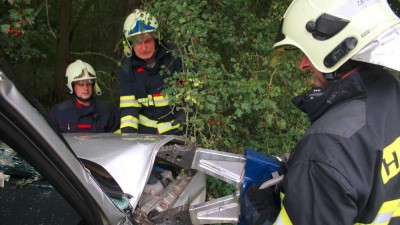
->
274, 0, 400, 73
65, 60, 102, 95
123, 9, 158, 39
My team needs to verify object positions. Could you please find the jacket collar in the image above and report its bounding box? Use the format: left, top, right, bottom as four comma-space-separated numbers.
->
292, 70, 368, 122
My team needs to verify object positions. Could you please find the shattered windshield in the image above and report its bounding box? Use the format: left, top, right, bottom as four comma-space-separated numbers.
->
0, 141, 42, 184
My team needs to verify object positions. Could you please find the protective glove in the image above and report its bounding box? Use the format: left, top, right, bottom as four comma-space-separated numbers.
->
240, 184, 280, 225
171, 111, 186, 127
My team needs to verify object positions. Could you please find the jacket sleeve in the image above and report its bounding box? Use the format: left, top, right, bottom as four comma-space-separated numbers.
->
119, 60, 141, 133
274, 135, 359, 225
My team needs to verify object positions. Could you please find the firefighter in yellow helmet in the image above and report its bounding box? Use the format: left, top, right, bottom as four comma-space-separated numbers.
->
49, 60, 120, 133
119, 9, 187, 135
241, 1, 400, 224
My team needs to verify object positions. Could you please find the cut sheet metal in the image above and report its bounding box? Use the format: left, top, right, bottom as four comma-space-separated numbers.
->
63, 133, 184, 208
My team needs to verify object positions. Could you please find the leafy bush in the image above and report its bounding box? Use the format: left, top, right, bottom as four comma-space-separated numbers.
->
144, 0, 310, 157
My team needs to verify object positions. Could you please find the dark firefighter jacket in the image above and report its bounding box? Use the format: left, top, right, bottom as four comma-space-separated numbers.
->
119, 42, 185, 135
274, 65, 400, 225
48, 98, 120, 133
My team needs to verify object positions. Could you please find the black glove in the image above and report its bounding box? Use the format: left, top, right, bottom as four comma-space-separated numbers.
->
241, 184, 280, 225
171, 111, 186, 126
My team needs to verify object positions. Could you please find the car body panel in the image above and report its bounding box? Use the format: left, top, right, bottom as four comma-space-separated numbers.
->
64, 133, 185, 208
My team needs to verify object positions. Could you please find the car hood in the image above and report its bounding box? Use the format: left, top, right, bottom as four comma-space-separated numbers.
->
63, 133, 184, 208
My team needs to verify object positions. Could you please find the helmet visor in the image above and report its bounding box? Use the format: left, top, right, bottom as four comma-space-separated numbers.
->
74, 79, 95, 86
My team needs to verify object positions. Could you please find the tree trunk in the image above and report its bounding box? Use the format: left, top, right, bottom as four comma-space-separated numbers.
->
53, 0, 72, 104
126, 0, 142, 14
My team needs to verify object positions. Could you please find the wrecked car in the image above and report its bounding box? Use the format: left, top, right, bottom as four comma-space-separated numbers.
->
0, 61, 284, 225
0, 62, 258, 225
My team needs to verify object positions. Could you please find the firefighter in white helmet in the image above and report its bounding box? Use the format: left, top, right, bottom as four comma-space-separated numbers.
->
49, 60, 120, 133
241, 1, 400, 224
119, 9, 187, 135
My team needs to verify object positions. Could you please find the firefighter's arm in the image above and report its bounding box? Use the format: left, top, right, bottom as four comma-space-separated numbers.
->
275, 161, 358, 225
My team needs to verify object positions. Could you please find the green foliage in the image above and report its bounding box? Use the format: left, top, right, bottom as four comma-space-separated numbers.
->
0, 0, 59, 104
0, 0, 49, 61
0, 0, 127, 106
206, 175, 236, 199
145, 0, 309, 157
144, 0, 311, 202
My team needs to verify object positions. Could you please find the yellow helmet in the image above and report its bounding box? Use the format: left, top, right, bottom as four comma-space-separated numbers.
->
274, 0, 400, 73
123, 9, 158, 39
65, 60, 102, 95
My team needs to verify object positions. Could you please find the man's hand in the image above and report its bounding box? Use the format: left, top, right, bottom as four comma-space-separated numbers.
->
241, 183, 280, 225
172, 111, 186, 127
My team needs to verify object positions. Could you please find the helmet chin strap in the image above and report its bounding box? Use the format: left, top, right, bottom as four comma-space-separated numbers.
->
306, 60, 360, 100
323, 71, 342, 81
323, 60, 359, 82
123, 39, 132, 58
